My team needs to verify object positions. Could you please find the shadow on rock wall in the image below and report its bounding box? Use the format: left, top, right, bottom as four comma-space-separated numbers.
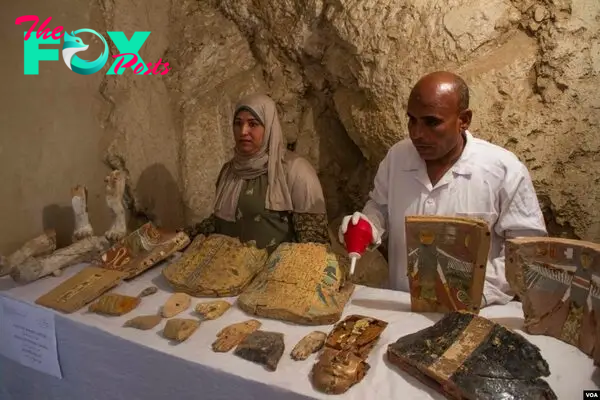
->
42, 204, 75, 249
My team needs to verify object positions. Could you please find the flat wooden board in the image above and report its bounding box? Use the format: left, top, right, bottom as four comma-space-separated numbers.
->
35, 266, 126, 313
405, 215, 490, 314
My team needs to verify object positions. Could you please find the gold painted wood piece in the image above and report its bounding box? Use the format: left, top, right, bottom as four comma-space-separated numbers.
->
212, 319, 262, 353
237, 242, 355, 325
506, 236, 600, 365
88, 286, 157, 316
310, 315, 388, 394
35, 266, 126, 313
405, 215, 490, 314
387, 311, 557, 399
163, 318, 200, 342
162, 234, 269, 297
101, 222, 190, 280
291, 331, 327, 361
195, 300, 231, 320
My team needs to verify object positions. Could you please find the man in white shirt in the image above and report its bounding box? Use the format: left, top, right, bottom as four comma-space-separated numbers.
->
339, 71, 548, 306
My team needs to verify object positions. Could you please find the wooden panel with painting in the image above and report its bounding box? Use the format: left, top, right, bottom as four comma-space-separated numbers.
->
405, 215, 490, 314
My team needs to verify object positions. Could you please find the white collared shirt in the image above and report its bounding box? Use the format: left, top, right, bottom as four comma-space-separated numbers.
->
362, 130, 548, 306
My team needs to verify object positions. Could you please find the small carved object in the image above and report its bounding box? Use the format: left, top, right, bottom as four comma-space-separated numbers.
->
88, 286, 158, 316
161, 292, 191, 318
162, 234, 269, 297
124, 315, 163, 330
405, 215, 490, 314
506, 237, 600, 365
101, 222, 190, 279
0, 230, 57, 277
387, 311, 558, 400
291, 331, 327, 361
212, 319, 262, 353
163, 318, 200, 342
35, 266, 126, 313
234, 331, 285, 371
71, 185, 94, 242
237, 242, 355, 325
105, 170, 128, 242
11, 236, 110, 284
195, 300, 231, 320
310, 315, 388, 394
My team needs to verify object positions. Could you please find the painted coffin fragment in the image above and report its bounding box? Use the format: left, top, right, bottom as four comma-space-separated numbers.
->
101, 222, 190, 279
237, 242, 355, 325
405, 216, 490, 313
162, 234, 268, 297
311, 315, 388, 394
506, 237, 600, 365
387, 311, 557, 399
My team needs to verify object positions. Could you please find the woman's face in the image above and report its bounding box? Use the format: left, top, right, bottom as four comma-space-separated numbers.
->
233, 110, 265, 155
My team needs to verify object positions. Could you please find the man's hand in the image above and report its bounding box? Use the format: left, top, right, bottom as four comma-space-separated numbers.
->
338, 211, 381, 249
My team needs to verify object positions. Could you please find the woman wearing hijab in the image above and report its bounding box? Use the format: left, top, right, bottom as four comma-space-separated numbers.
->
184, 93, 330, 253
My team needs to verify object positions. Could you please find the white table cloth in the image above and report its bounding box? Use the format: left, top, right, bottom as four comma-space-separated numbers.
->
1, 262, 598, 400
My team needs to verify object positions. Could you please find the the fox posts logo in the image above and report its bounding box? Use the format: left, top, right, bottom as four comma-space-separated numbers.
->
16, 15, 170, 76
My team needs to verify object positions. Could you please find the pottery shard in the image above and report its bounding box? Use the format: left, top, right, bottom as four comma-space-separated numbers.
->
505, 237, 600, 365
212, 319, 262, 353
237, 242, 355, 325
162, 234, 269, 297
162, 292, 191, 318
234, 330, 285, 371
387, 311, 557, 400
88, 286, 157, 316
311, 315, 388, 395
163, 318, 200, 342
195, 300, 231, 320
291, 331, 327, 361
124, 315, 163, 330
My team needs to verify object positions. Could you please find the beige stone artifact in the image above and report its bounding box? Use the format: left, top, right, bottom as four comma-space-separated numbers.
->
195, 300, 231, 320
124, 314, 163, 330
100, 222, 190, 280
11, 236, 110, 284
88, 286, 158, 316
162, 234, 269, 297
161, 292, 191, 318
0, 230, 57, 277
71, 185, 94, 242
104, 170, 128, 242
291, 331, 327, 361
237, 242, 355, 325
212, 319, 262, 353
163, 318, 200, 342
35, 266, 126, 313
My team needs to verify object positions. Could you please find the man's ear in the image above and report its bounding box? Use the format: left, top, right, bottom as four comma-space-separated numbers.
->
458, 109, 472, 131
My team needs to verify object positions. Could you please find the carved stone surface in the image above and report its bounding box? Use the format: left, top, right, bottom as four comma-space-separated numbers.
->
387, 311, 558, 400
88, 286, 157, 316
35, 266, 126, 313
0, 230, 57, 277
405, 216, 490, 314
124, 315, 163, 330
234, 330, 285, 371
291, 331, 327, 361
212, 319, 262, 353
162, 234, 269, 297
310, 315, 388, 394
237, 242, 355, 325
195, 300, 231, 320
161, 292, 191, 318
506, 237, 600, 365
101, 222, 190, 280
163, 318, 200, 342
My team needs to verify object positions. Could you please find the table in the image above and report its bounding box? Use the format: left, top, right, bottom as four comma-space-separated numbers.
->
1, 262, 599, 400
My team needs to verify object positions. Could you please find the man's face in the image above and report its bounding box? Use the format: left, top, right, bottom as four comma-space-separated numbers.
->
406, 83, 471, 161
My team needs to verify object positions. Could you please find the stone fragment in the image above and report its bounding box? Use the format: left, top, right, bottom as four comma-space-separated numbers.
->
290, 331, 327, 361
163, 318, 200, 342
162, 292, 191, 318
234, 330, 285, 371
212, 319, 262, 353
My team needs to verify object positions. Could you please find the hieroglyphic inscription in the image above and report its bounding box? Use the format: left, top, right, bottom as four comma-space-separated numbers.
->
57, 273, 105, 303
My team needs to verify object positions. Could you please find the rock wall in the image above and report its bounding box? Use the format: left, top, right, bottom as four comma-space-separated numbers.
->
98, 0, 600, 243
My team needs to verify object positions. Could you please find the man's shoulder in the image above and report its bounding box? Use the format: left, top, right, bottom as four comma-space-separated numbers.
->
468, 134, 527, 173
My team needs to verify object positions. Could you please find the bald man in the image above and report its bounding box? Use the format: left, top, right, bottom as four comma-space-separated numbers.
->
339, 71, 547, 307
